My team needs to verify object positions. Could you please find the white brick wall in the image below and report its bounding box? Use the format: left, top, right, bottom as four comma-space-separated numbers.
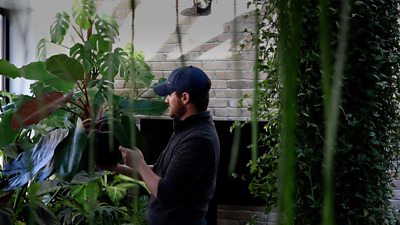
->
106, 0, 258, 121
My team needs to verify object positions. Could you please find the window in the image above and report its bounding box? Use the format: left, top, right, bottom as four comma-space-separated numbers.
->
0, 8, 9, 91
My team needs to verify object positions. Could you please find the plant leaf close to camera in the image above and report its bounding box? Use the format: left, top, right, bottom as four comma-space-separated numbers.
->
1, 128, 69, 191
21, 61, 75, 93
0, 59, 22, 78
0, 110, 20, 148
72, 0, 95, 29
50, 11, 70, 45
12, 92, 73, 129
46, 54, 85, 82
54, 119, 87, 181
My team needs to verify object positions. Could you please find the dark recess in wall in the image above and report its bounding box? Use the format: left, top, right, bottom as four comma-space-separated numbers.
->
139, 118, 266, 224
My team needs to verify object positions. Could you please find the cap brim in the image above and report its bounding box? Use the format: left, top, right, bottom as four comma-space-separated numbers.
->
154, 83, 173, 96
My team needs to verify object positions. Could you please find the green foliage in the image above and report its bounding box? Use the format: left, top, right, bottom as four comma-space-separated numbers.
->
245, 0, 280, 214
0, 171, 147, 225
247, 0, 400, 224
50, 12, 70, 45
0, 0, 166, 189
0, 1, 162, 223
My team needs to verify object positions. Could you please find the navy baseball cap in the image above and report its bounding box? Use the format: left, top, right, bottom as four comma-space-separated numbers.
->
154, 66, 211, 96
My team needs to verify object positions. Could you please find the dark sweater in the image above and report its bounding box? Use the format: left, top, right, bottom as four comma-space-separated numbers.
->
147, 112, 220, 225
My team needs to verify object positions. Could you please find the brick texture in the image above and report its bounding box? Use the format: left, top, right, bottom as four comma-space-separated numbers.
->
217, 205, 275, 225
110, 0, 257, 121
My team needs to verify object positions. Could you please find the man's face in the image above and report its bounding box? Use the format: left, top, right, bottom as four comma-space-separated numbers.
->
165, 92, 186, 118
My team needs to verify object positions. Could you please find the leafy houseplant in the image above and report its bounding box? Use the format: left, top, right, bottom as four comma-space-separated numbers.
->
0, 0, 166, 191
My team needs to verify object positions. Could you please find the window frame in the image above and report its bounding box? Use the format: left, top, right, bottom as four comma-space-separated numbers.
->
0, 8, 9, 91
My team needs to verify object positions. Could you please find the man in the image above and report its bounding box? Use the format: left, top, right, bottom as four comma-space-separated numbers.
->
114, 65, 220, 225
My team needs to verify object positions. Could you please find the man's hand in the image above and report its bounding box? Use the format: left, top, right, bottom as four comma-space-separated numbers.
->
119, 146, 144, 168
119, 146, 160, 197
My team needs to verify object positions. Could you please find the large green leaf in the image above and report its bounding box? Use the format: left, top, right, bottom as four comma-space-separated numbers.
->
12, 92, 73, 129
50, 11, 70, 45
45, 54, 84, 82
1, 128, 69, 191
36, 38, 47, 61
113, 115, 137, 148
129, 50, 154, 86
0, 110, 20, 148
70, 42, 96, 74
72, 0, 95, 29
89, 33, 112, 53
0, 205, 12, 225
105, 185, 125, 205
118, 99, 168, 116
23, 202, 61, 225
113, 115, 148, 153
21, 61, 74, 92
94, 14, 119, 43
0, 59, 22, 78
99, 51, 121, 80
54, 119, 87, 181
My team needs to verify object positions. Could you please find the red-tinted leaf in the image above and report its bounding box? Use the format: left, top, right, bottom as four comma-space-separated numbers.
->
12, 92, 73, 129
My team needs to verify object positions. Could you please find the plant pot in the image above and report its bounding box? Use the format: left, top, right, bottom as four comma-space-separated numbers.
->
92, 131, 122, 167
194, 0, 212, 15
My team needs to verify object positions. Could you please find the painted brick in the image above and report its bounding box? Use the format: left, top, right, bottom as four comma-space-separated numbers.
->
214, 108, 250, 118
240, 51, 258, 61
212, 89, 253, 98
217, 219, 239, 225
138, 89, 157, 98
393, 190, 400, 200
149, 62, 181, 71
109, 0, 259, 122
201, 43, 221, 52
236, 14, 257, 23
209, 33, 232, 43
150, 61, 204, 69
391, 199, 400, 209
224, 22, 256, 33
114, 79, 127, 89
152, 71, 168, 79
228, 98, 253, 108
165, 34, 180, 44
181, 52, 204, 61
214, 71, 255, 80
149, 53, 168, 62
175, 24, 192, 33
217, 205, 275, 225
177, 17, 192, 25
393, 179, 400, 189
227, 61, 255, 70
212, 80, 228, 89
114, 89, 131, 97
228, 80, 255, 89
209, 98, 229, 108
157, 44, 178, 53
203, 61, 230, 70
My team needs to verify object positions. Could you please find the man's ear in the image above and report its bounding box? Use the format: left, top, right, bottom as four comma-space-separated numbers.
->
181, 92, 190, 104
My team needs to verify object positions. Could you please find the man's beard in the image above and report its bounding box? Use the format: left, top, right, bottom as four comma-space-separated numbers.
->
169, 100, 186, 119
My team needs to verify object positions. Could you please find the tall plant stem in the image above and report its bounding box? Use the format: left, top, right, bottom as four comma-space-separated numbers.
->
250, 5, 260, 173
277, 0, 302, 224
321, 1, 351, 225
130, 1, 140, 223
228, 0, 240, 176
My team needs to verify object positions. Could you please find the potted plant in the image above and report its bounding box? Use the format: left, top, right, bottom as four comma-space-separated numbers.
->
0, 0, 166, 192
